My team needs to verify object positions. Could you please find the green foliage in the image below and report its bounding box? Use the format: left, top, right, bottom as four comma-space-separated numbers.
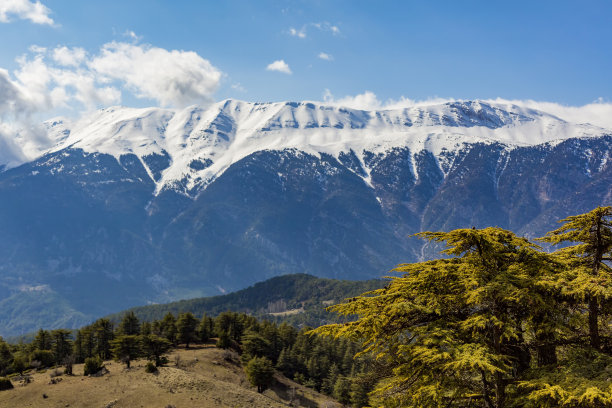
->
144, 361, 157, 373
241, 331, 271, 362
160, 313, 177, 345
0, 339, 13, 375
118, 311, 141, 336
538, 206, 612, 350
197, 314, 214, 343
176, 312, 198, 348
245, 356, 274, 393
0, 377, 13, 391
50, 329, 72, 365
110, 335, 141, 368
33, 329, 52, 351
83, 356, 103, 376
333, 376, 351, 405
105, 274, 384, 327
140, 334, 171, 366
29, 349, 54, 368
314, 210, 612, 408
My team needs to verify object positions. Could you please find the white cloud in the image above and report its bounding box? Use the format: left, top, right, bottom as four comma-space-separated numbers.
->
288, 27, 306, 38
287, 22, 341, 39
266, 60, 292, 74
0, 0, 54, 25
486, 98, 612, 130
322, 91, 612, 130
318, 52, 333, 61
89, 42, 222, 107
0, 41, 222, 116
52, 46, 87, 67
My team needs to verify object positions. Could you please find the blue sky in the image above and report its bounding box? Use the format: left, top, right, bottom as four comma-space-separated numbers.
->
1, 0, 611, 115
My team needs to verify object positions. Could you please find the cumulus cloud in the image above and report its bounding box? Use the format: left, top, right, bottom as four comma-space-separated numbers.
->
266, 60, 292, 74
0, 40, 222, 116
90, 42, 222, 107
0, 0, 54, 25
52, 46, 86, 67
318, 52, 333, 61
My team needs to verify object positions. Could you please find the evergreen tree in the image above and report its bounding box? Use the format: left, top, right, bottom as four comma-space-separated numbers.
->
197, 313, 214, 343
333, 376, 352, 406
160, 313, 177, 345
241, 331, 271, 361
110, 335, 141, 368
140, 321, 152, 336
316, 227, 557, 408
50, 329, 72, 365
176, 312, 198, 348
538, 206, 612, 349
0, 339, 13, 375
33, 329, 52, 351
118, 311, 141, 336
245, 356, 274, 393
93, 319, 114, 360
140, 334, 172, 366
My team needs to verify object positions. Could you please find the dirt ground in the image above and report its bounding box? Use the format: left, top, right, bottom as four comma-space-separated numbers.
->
0, 345, 340, 408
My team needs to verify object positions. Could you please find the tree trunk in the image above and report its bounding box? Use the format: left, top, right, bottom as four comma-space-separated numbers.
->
588, 295, 600, 349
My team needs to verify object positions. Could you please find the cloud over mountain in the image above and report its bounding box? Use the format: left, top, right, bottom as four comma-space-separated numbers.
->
0, 41, 223, 118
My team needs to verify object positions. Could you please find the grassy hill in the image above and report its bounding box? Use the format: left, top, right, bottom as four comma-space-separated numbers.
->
106, 273, 386, 327
0, 344, 339, 408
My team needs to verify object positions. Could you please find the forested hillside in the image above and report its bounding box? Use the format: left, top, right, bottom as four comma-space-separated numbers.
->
105, 273, 385, 327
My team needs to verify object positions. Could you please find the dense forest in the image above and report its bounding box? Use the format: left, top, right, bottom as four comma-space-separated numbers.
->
104, 274, 385, 327
0, 206, 610, 408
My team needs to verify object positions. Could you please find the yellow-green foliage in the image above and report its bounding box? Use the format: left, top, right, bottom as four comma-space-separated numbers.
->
314, 209, 612, 408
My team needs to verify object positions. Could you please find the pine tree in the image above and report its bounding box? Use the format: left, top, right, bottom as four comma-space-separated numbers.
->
316, 227, 557, 408
50, 329, 72, 365
160, 313, 177, 345
140, 334, 171, 366
245, 356, 275, 393
93, 319, 114, 360
118, 311, 141, 336
110, 335, 140, 368
538, 206, 612, 349
33, 329, 52, 351
197, 313, 213, 343
176, 312, 198, 348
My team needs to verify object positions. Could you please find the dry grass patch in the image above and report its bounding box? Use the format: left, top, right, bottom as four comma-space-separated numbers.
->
0, 345, 338, 408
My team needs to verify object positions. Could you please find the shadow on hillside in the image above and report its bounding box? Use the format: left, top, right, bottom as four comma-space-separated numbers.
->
269, 379, 319, 408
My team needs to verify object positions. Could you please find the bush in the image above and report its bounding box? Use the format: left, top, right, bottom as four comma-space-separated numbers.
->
0, 377, 13, 391
83, 357, 104, 376
145, 361, 157, 373
30, 350, 55, 368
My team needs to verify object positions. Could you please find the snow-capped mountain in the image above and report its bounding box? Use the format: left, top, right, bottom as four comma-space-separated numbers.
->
0, 99, 610, 336
29, 99, 609, 196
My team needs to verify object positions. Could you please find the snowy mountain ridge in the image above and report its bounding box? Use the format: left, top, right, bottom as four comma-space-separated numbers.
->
11, 99, 612, 196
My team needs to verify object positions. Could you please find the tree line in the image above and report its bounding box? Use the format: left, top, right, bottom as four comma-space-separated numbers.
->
0, 308, 374, 406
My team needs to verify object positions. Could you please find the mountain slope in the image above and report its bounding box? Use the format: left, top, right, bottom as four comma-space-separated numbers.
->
0, 99, 610, 336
